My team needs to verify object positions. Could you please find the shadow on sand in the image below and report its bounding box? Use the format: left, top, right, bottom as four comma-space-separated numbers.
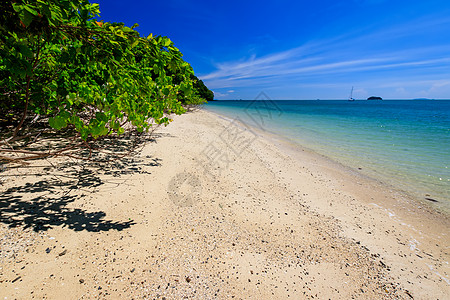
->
0, 133, 167, 232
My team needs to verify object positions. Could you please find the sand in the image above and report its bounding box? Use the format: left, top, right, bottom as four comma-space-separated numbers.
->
0, 108, 449, 299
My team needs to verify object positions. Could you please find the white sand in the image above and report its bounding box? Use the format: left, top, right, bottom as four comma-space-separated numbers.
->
0, 109, 449, 299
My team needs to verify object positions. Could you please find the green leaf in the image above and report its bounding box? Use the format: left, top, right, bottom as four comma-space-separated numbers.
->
21, 10, 35, 27
18, 45, 33, 58
110, 120, 120, 130
12, 3, 23, 13
60, 110, 71, 119
90, 122, 108, 138
131, 38, 140, 48
24, 5, 39, 16
49, 116, 67, 130
95, 112, 108, 122
80, 128, 90, 141
71, 115, 84, 130
162, 87, 170, 96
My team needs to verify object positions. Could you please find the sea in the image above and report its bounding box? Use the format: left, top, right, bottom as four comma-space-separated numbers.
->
204, 100, 450, 212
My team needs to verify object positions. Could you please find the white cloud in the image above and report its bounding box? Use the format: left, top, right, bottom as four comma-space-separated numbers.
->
201, 45, 450, 90
428, 80, 450, 95
199, 14, 450, 99
212, 91, 228, 98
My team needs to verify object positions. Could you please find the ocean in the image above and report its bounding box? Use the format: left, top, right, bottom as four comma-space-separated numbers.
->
204, 100, 450, 212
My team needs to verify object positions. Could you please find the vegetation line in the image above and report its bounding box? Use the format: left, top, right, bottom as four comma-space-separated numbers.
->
0, 0, 213, 165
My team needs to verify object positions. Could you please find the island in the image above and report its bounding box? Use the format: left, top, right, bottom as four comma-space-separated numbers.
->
367, 96, 383, 100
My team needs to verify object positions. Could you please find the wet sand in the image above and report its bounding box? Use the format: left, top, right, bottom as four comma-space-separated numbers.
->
0, 109, 449, 299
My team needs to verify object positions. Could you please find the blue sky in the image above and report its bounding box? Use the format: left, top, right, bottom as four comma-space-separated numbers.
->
95, 0, 450, 100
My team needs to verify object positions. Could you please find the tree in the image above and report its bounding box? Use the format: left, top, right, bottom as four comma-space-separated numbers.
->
0, 0, 200, 163
192, 75, 214, 102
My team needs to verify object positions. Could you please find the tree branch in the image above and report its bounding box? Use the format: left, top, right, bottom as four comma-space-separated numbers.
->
12, 75, 31, 138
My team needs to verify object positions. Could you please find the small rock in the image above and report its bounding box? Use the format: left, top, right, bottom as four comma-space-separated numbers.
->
45, 248, 51, 254
186, 276, 191, 283
79, 279, 85, 284
12, 276, 21, 283
425, 197, 438, 203
405, 290, 414, 299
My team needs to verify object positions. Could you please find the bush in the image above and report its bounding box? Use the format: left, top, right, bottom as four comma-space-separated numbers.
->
0, 0, 202, 162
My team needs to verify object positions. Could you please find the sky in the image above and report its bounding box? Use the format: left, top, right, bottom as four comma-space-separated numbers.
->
95, 0, 450, 100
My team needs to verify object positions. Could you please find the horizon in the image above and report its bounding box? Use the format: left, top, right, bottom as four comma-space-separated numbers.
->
208, 98, 450, 101
95, 0, 450, 100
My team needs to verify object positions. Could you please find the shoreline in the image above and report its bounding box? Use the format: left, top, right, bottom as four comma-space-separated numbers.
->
0, 109, 449, 298
207, 107, 450, 249
205, 100, 450, 214
209, 108, 450, 216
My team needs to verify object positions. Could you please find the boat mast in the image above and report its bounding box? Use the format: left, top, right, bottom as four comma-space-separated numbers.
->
348, 86, 355, 101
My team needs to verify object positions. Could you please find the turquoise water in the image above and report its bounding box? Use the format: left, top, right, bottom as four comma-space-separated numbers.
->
205, 100, 450, 211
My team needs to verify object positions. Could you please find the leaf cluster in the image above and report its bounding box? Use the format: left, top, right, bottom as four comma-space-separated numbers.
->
0, 0, 202, 162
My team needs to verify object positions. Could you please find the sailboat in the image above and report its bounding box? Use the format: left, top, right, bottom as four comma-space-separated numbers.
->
348, 86, 355, 101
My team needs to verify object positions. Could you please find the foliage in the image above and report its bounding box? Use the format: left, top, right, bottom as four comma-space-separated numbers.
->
0, 0, 202, 162
191, 75, 214, 103
165, 71, 213, 106
176, 75, 213, 106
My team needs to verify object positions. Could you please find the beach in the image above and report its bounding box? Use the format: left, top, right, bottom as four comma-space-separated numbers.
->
0, 108, 449, 299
